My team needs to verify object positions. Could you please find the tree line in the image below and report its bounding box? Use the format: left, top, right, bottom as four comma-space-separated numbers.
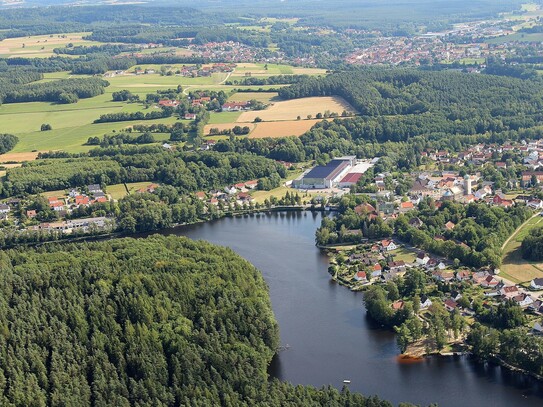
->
279, 69, 543, 137
0, 134, 18, 155
521, 226, 543, 261
0, 77, 108, 105
0, 235, 401, 406
316, 197, 531, 268
1, 147, 287, 197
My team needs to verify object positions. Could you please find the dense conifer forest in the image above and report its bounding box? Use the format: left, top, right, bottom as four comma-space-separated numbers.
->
0, 235, 396, 407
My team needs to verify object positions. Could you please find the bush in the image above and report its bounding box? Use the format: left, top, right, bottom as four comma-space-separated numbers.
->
0, 134, 18, 154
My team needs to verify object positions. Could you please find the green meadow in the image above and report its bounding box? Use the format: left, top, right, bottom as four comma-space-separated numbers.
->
0, 92, 177, 153
0, 61, 323, 154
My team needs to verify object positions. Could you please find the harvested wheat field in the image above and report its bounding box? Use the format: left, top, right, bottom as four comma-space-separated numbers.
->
237, 96, 356, 122
0, 152, 40, 163
204, 123, 256, 135
291, 67, 328, 75
249, 120, 323, 138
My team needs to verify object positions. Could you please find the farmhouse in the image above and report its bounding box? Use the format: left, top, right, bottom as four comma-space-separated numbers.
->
354, 203, 376, 215
88, 184, 102, 194
371, 263, 383, 278
222, 101, 251, 111
409, 217, 424, 228
158, 99, 180, 108
481, 275, 500, 288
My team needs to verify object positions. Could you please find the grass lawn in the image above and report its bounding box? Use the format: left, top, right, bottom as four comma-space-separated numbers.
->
227, 92, 280, 103
106, 184, 129, 200
232, 63, 294, 75
40, 189, 67, 199
0, 61, 321, 155
0, 32, 102, 58
10, 119, 175, 153
208, 111, 242, 124
501, 214, 543, 283
486, 32, 543, 44
107, 181, 158, 200
391, 247, 417, 264
106, 72, 228, 95
0, 89, 177, 153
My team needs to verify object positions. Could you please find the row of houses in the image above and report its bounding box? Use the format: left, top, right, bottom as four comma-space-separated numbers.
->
43, 185, 108, 216
31, 217, 111, 234
195, 180, 259, 208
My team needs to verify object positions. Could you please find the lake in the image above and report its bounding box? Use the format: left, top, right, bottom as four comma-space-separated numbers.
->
163, 211, 543, 407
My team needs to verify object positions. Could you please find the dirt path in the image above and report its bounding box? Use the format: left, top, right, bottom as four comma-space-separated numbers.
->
501, 213, 539, 251
219, 71, 232, 85
183, 72, 231, 96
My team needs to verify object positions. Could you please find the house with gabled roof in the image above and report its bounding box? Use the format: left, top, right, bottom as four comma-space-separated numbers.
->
499, 285, 519, 299
420, 295, 432, 309
531, 278, 543, 290
371, 263, 383, 278
399, 201, 414, 212
408, 217, 423, 228
354, 271, 367, 282
456, 270, 472, 281
416, 252, 430, 265
444, 299, 458, 312
450, 290, 462, 302
481, 275, 499, 288
381, 239, 397, 251
388, 260, 406, 273
432, 270, 454, 282
512, 293, 534, 308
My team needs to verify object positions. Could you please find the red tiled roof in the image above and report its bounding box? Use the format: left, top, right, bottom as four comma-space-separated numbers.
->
340, 173, 363, 183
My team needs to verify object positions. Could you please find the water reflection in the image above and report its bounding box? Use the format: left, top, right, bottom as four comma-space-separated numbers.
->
163, 212, 543, 407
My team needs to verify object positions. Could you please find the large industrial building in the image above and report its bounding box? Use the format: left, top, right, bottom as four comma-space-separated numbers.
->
293, 156, 373, 189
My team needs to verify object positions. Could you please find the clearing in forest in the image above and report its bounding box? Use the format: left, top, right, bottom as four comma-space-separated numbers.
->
248, 119, 323, 138
236, 96, 356, 122
501, 215, 543, 283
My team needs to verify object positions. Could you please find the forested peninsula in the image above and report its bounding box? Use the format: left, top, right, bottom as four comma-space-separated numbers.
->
0, 235, 396, 407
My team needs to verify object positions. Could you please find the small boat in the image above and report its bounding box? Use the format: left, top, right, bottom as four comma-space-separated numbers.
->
343, 380, 351, 384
